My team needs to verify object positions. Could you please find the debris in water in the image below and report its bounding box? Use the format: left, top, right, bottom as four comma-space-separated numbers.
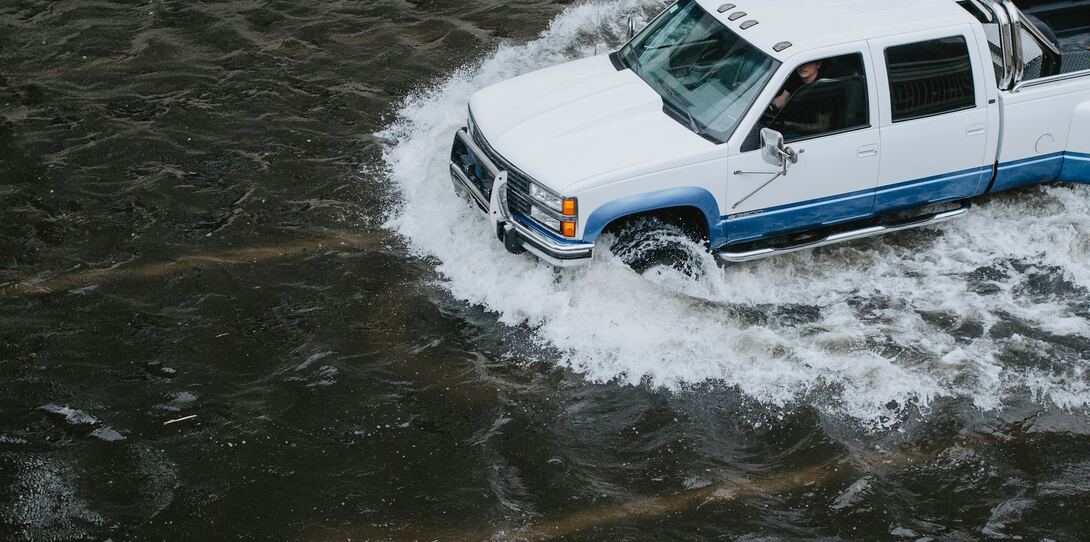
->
143, 361, 178, 378
163, 414, 198, 426
156, 391, 198, 412
38, 404, 99, 427
90, 427, 126, 442
831, 478, 872, 510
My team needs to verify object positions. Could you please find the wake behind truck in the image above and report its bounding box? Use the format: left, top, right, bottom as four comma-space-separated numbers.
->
449, 0, 1090, 267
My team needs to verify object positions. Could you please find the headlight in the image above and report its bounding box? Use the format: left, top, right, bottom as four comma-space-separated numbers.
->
528, 185, 578, 238
531, 206, 561, 231
529, 183, 563, 211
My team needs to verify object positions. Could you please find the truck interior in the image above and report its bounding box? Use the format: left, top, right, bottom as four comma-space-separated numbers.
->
740, 54, 868, 150
764, 54, 869, 142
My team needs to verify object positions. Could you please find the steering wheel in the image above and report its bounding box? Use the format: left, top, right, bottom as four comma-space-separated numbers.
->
760, 105, 778, 125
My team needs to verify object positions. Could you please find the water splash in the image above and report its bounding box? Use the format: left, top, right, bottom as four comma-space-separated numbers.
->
377, 0, 1090, 425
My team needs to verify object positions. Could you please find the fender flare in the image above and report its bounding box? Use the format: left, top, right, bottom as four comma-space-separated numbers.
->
581, 187, 722, 244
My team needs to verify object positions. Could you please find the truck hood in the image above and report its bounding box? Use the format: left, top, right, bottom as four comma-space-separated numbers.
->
468, 55, 713, 194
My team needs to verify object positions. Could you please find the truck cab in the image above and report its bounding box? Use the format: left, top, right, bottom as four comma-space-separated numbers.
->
448, 0, 1090, 267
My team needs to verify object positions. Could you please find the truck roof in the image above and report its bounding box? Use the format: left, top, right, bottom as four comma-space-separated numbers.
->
697, 0, 977, 60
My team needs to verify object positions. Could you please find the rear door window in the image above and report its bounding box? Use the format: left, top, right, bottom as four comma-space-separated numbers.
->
885, 36, 976, 122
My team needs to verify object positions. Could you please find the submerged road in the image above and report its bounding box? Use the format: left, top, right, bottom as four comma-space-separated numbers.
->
3, 0, 1090, 540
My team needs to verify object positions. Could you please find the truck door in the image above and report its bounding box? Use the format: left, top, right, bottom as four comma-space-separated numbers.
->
869, 28, 995, 213
724, 45, 881, 245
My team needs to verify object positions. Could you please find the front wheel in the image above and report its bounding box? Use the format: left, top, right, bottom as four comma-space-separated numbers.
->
605, 216, 708, 276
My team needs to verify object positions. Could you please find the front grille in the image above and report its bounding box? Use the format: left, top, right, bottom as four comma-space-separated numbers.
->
450, 133, 493, 200
470, 128, 534, 218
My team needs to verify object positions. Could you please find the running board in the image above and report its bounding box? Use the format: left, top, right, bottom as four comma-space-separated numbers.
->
716, 202, 971, 263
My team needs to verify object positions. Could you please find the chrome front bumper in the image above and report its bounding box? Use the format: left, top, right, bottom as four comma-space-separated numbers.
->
449, 128, 593, 267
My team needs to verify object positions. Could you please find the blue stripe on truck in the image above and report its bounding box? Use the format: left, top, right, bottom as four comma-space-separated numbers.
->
989, 152, 1066, 192
1061, 152, 1090, 183
723, 165, 990, 244
874, 166, 991, 211
722, 187, 876, 244
576, 152, 1088, 248
721, 152, 1080, 245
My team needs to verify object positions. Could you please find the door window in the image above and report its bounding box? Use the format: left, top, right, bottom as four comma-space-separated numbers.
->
741, 53, 869, 150
885, 36, 976, 122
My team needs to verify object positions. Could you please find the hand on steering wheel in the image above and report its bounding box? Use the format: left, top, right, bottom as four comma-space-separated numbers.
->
760, 104, 778, 124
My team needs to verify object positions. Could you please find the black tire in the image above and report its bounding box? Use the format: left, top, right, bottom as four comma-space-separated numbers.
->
605, 216, 707, 276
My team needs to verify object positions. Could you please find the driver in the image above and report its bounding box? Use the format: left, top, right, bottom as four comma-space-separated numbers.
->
769, 60, 823, 111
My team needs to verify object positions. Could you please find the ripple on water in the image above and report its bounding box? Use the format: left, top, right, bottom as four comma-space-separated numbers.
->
1, 457, 104, 540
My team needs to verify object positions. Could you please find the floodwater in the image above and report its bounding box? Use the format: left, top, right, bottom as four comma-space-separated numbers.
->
3, 0, 1090, 540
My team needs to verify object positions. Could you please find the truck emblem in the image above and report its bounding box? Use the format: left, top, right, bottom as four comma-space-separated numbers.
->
727, 210, 764, 220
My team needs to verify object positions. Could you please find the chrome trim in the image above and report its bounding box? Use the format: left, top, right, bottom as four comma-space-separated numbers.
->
521, 242, 593, 268
1017, 17, 1060, 59
449, 163, 489, 212
509, 220, 594, 259
496, 184, 594, 264
1000, 1, 1024, 85
493, 180, 593, 258
491, 169, 511, 222
716, 203, 970, 263
455, 128, 499, 179
717, 3, 735, 13
984, 0, 1015, 90
1007, 1, 1063, 83
1012, 69, 1090, 92
467, 105, 477, 140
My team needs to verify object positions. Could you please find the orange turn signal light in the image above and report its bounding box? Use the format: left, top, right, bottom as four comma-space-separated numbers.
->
562, 198, 577, 216
561, 221, 576, 238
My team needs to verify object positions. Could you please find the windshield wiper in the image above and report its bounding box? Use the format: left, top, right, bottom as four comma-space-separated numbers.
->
643, 37, 718, 51
682, 108, 703, 135
661, 94, 703, 135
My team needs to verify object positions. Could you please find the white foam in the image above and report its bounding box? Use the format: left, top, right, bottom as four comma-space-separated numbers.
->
377, 0, 1090, 425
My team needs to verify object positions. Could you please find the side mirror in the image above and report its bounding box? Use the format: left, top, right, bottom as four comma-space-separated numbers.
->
760, 128, 798, 169
627, 17, 636, 40
732, 129, 799, 209
760, 128, 786, 167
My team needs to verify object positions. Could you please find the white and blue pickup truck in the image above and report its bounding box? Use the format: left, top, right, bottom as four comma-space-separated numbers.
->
448, 0, 1090, 267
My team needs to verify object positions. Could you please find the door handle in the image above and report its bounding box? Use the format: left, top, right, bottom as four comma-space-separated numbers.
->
857, 144, 879, 158
966, 124, 985, 137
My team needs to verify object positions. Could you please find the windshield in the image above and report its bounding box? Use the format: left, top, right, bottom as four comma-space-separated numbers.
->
619, 0, 779, 143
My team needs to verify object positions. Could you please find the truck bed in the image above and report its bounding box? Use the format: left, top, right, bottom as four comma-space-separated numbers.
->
1016, 0, 1090, 74
1018, 0, 1090, 49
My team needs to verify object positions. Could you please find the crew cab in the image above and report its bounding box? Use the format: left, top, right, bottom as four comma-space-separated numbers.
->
448, 0, 1090, 267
